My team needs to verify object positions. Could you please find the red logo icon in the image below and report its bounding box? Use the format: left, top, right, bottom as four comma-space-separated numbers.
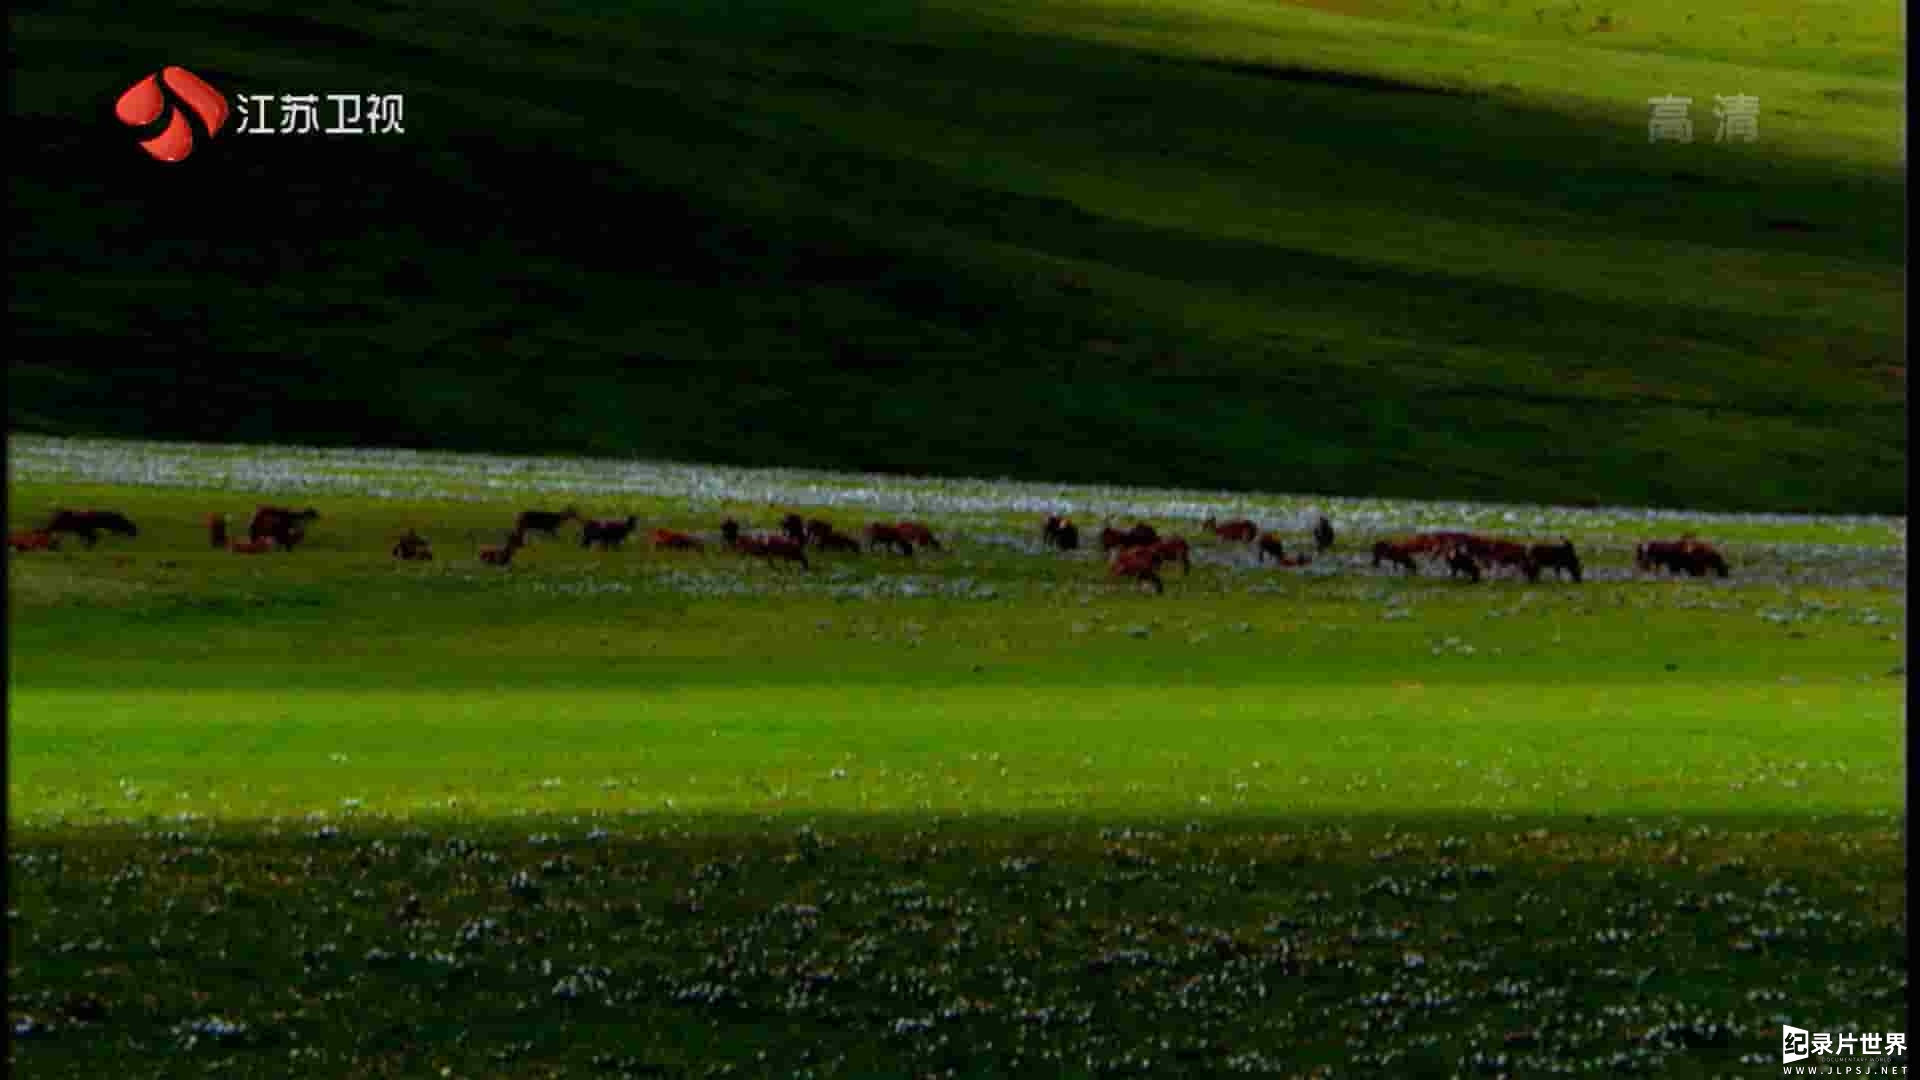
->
114, 66, 229, 162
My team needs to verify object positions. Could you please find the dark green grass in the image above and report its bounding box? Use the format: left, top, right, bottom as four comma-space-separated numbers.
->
7, 819, 1907, 1077
7, 0, 1906, 513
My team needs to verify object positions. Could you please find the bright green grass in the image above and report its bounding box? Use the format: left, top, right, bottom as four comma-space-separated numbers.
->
8, 0, 1906, 513
9, 481, 1903, 824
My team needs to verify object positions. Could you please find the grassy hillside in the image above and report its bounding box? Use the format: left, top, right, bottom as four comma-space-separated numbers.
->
7, 0, 1905, 512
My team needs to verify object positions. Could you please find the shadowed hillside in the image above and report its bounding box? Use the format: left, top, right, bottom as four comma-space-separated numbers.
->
6, 0, 1905, 512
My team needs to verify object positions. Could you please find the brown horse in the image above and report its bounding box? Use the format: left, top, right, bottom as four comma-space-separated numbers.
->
652, 528, 705, 551
1204, 516, 1258, 543
1475, 538, 1540, 582
866, 523, 915, 557
1637, 539, 1729, 578
1099, 523, 1158, 551
479, 530, 527, 567
1372, 540, 1420, 575
1142, 536, 1192, 574
735, 533, 810, 571
1110, 546, 1166, 594
813, 529, 863, 554
7, 529, 60, 553
896, 522, 941, 551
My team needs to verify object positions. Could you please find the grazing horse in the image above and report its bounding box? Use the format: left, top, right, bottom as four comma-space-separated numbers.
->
479, 530, 527, 567
1099, 523, 1158, 552
207, 513, 229, 548
813, 529, 862, 554
866, 523, 915, 557
581, 515, 640, 550
248, 506, 320, 550
7, 529, 60, 553
1256, 533, 1289, 564
45, 509, 139, 548
1445, 546, 1482, 583
1637, 539, 1729, 578
392, 529, 433, 561
1475, 539, 1540, 582
514, 506, 580, 540
1042, 515, 1081, 552
1110, 546, 1166, 594
1406, 532, 1475, 561
1372, 540, 1420, 575
804, 519, 837, 545
1313, 515, 1335, 553
1529, 539, 1582, 582
652, 528, 705, 551
896, 522, 941, 551
1204, 516, 1259, 543
1142, 536, 1192, 575
734, 533, 810, 571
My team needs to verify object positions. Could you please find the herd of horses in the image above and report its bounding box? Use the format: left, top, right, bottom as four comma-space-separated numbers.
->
8, 504, 1732, 595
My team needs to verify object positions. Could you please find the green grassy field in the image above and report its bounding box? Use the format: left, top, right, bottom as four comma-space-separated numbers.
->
8, 0, 1906, 512
7, 438, 1907, 1076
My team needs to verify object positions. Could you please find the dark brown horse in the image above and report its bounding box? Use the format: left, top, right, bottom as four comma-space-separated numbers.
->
1042, 515, 1081, 551
581, 515, 640, 550
1372, 540, 1420, 575
1099, 523, 1158, 551
1637, 539, 1729, 578
734, 533, 810, 571
391, 529, 434, 561
248, 506, 320, 550
1256, 533, 1289, 564
45, 509, 139, 548
866, 523, 915, 557
1528, 539, 1582, 582
896, 522, 941, 551
514, 506, 580, 540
